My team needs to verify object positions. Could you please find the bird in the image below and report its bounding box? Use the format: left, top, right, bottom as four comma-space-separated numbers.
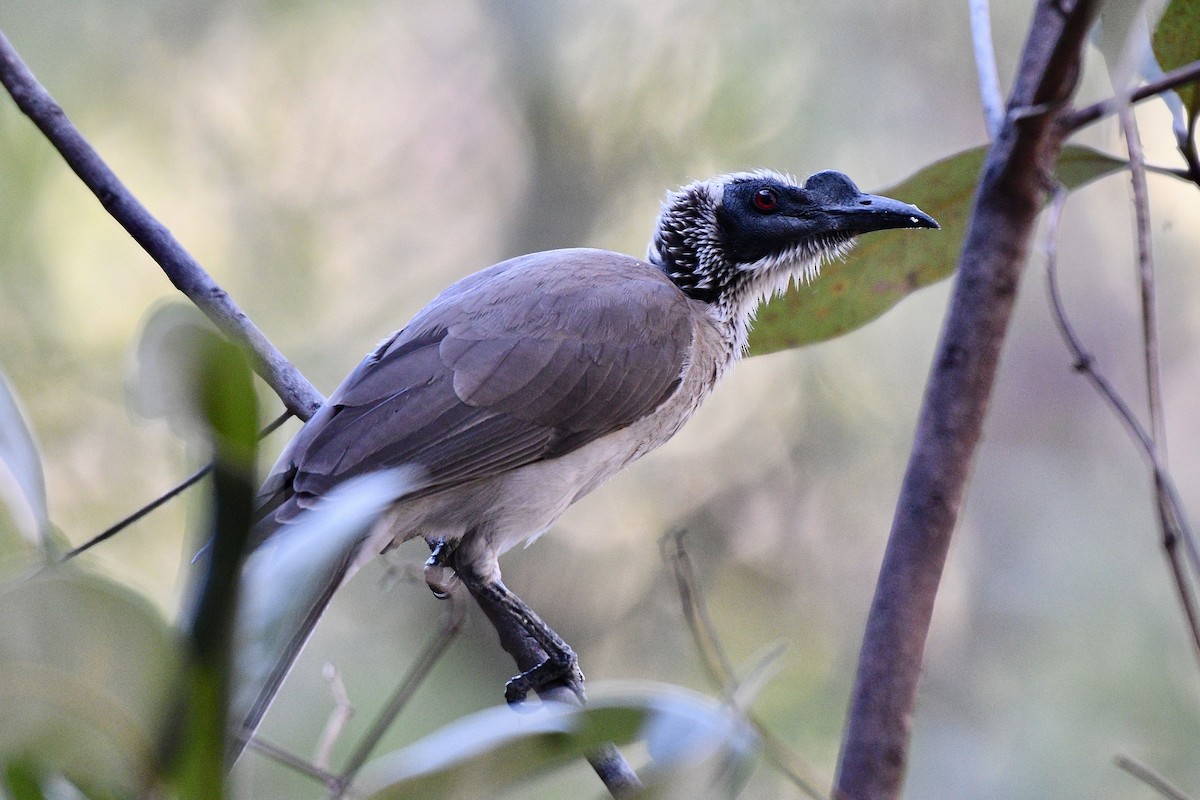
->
239, 168, 937, 747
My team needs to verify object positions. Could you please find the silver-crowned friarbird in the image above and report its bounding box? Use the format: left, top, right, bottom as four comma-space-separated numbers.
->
239, 168, 937, 748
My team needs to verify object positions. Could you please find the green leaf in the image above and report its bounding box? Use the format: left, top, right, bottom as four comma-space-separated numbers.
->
165, 328, 259, 800
1153, 0, 1200, 124
0, 372, 49, 550
0, 569, 181, 795
3, 761, 47, 800
356, 684, 757, 799
746, 145, 1126, 356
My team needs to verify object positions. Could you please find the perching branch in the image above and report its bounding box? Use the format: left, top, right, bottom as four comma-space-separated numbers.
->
467, 578, 644, 799
0, 31, 325, 420
833, 3, 1100, 798
969, 0, 1004, 139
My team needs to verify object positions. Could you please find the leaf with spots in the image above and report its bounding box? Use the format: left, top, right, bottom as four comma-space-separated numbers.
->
746, 144, 1126, 356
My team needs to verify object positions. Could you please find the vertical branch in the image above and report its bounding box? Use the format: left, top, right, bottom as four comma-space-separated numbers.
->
969, 0, 1005, 139
833, 3, 1100, 798
1119, 105, 1166, 455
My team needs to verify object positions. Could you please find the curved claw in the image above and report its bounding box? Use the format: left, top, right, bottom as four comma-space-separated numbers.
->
505, 648, 586, 706
423, 539, 461, 598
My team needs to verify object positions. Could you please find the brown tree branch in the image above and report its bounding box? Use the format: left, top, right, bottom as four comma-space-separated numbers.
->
1065, 58, 1200, 133
0, 31, 325, 420
832, 2, 1100, 798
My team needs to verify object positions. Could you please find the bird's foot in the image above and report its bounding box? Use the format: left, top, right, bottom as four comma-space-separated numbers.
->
504, 645, 586, 705
423, 539, 461, 599
458, 564, 587, 706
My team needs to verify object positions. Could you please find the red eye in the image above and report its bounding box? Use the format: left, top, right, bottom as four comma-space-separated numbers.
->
753, 188, 778, 212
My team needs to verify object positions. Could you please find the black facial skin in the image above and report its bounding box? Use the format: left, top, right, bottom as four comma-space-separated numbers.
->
716, 171, 938, 265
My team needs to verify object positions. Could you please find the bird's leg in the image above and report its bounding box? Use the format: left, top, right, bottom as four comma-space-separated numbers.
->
457, 566, 586, 705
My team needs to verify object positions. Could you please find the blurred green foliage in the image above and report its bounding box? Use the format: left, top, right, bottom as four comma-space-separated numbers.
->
1, 1, 1200, 799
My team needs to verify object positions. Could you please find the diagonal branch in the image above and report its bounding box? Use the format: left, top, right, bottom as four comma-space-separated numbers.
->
0, 31, 325, 420
833, 2, 1101, 798
1065, 58, 1200, 133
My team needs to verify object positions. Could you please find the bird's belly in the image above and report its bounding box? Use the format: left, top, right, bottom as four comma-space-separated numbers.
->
371, 369, 715, 575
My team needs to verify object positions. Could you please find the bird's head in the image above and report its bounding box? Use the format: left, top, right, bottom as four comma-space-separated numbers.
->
648, 169, 938, 330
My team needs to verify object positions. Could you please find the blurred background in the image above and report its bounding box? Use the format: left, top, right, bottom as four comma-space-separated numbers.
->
2, 1, 1199, 797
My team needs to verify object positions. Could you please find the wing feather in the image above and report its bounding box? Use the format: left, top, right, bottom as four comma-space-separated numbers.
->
257, 249, 697, 531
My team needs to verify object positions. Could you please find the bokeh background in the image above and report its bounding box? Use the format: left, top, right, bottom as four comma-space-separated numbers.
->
2, 1, 1199, 798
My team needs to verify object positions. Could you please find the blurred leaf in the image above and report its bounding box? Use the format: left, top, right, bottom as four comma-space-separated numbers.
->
0, 569, 180, 795
0, 372, 49, 549
1094, 0, 1169, 89
356, 683, 757, 799
747, 145, 1126, 356
165, 327, 259, 800
231, 469, 422, 758
4, 761, 46, 800
1153, 0, 1200, 127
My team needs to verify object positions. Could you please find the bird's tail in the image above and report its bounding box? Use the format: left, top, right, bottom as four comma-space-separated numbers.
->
228, 468, 423, 764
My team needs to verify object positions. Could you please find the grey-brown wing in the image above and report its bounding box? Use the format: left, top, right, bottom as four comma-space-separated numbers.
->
257, 250, 695, 528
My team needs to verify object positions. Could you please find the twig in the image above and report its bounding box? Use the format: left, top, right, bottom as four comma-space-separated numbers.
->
329, 589, 467, 797
314, 663, 355, 772
1115, 754, 1195, 800
62, 411, 292, 560
661, 531, 736, 693
63, 463, 211, 560
833, 3, 1102, 798
662, 532, 828, 800
245, 737, 341, 789
0, 31, 325, 420
1120, 104, 1166, 456
969, 0, 1005, 139
1065, 58, 1200, 132
1043, 188, 1200, 663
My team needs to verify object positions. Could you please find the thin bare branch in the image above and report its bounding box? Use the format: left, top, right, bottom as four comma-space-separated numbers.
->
63, 463, 211, 560
661, 531, 736, 691
1120, 105, 1166, 456
1043, 188, 1200, 665
1115, 754, 1195, 800
245, 737, 341, 789
314, 663, 355, 772
0, 31, 325, 419
662, 531, 828, 800
833, 3, 1102, 797
329, 589, 468, 797
1065, 58, 1200, 132
969, 0, 1005, 138
62, 411, 292, 560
